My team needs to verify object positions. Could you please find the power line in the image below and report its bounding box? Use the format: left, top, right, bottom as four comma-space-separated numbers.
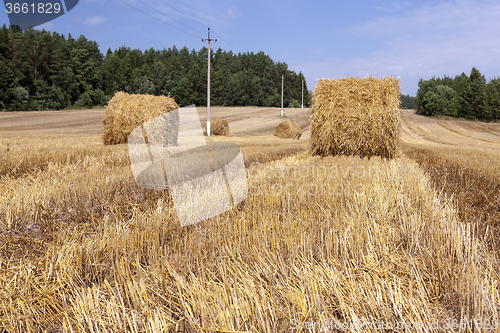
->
209, 39, 229, 52
210, 30, 241, 54
157, 0, 207, 29
116, 0, 203, 40
136, 0, 205, 37
118, 0, 241, 54
156, 0, 241, 53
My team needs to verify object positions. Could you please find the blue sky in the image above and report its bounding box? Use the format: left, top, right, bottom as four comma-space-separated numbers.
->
2, 0, 500, 95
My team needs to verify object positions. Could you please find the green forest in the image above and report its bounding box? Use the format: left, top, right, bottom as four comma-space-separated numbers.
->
416, 67, 500, 120
0, 25, 311, 111
400, 94, 416, 109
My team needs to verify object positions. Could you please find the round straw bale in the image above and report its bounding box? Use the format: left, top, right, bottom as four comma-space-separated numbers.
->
274, 120, 302, 139
309, 77, 400, 159
211, 118, 229, 136
102, 92, 179, 145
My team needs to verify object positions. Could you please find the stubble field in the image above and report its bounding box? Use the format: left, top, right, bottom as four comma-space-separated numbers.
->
0, 107, 499, 332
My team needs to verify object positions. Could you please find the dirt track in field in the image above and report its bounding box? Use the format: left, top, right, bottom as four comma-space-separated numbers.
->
2, 108, 500, 151
400, 109, 500, 150
0, 107, 312, 139
0, 109, 106, 136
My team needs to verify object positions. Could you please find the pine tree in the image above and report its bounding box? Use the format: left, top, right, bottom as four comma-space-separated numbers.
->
149, 61, 167, 96
416, 78, 438, 115
486, 78, 500, 119
0, 24, 10, 59
171, 77, 191, 106
459, 67, 489, 119
0, 56, 16, 110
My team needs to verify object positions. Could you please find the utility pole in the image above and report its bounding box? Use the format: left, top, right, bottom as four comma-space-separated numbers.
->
281, 74, 284, 117
202, 28, 216, 136
301, 79, 304, 108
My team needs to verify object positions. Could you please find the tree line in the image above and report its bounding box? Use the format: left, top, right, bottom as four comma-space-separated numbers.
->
416, 67, 500, 120
400, 94, 416, 109
0, 25, 311, 111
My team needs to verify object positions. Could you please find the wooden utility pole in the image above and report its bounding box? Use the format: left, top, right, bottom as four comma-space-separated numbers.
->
301, 79, 304, 108
202, 28, 216, 136
281, 74, 284, 117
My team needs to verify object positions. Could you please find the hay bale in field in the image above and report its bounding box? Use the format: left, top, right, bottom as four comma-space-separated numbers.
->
211, 118, 229, 136
274, 120, 302, 139
102, 92, 179, 145
309, 76, 400, 159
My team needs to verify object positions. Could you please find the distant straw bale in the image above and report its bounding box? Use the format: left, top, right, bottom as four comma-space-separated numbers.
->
309, 77, 400, 159
274, 120, 302, 139
102, 92, 179, 145
211, 118, 229, 136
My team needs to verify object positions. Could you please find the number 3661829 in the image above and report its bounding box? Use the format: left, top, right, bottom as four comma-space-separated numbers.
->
5, 3, 62, 14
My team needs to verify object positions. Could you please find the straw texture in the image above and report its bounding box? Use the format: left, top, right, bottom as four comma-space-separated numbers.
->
309, 77, 400, 158
211, 118, 229, 136
102, 92, 179, 145
274, 120, 302, 139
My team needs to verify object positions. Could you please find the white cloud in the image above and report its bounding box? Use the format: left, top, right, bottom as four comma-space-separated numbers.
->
354, 0, 500, 74
301, 0, 500, 94
225, 6, 240, 18
80, 16, 105, 26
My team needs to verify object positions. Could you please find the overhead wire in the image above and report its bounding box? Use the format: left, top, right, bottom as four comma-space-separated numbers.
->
117, 0, 241, 53
155, 0, 241, 53
157, 0, 207, 29
210, 30, 241, 54
116, 0, 203, 40
136, 0, 205, 37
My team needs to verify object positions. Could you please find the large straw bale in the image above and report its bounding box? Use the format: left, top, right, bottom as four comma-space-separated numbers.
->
211, 118, 229, 136
102, 92, 179, 145
274, 120, 302, 139
309, 77, 400, 159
